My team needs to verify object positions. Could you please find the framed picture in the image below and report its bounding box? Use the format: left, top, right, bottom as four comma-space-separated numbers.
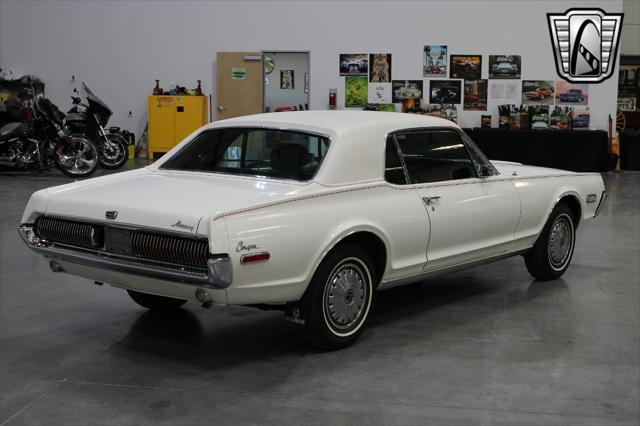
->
555, 81, 588, 105
280, 70, 294, 89
368, 82, 392, 103
429, 80, 462, 104
345, 76, 368, 108
463, 80, 488, 111
391, 80, 423, 103
423, 45, 447, 76
369, 54, 392, 82
340, 53, 368, 76
488, 55, 521, 79
521, 80, 555, 105
450, 55, 482, 79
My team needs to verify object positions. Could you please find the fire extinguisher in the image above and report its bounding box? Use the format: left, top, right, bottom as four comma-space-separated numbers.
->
329, 89, 337, 110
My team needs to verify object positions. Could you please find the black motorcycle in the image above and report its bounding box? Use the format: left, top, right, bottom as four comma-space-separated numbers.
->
0, 90, 99, 178
65, 83, 128, 169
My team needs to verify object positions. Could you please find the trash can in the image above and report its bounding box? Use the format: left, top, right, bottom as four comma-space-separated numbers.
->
620, 127, 640, 170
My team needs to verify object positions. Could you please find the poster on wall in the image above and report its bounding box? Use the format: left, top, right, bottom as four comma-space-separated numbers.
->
280, 70, 294, 89
391, 80, 423, 103
368, 82, 392, 103
521, 80, 555, 105
572, 108, 591, 129
369, 54, 392, 82
463, 80, 488, 110
488, 55, 522, 79
429, 80, 462, 104
490, 82, 505, 99
340, 54, 368, 76
345, 76, 368, 108
555, 81, 588, 105
450, 55, 482, 79
505, 81, 519, 99
423, 45, 447, 76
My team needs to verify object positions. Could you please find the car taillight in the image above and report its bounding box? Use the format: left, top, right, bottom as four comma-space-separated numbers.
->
240, 252, 270, 264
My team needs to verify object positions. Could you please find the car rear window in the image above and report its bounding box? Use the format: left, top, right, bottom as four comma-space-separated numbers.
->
160, 127, 330, 181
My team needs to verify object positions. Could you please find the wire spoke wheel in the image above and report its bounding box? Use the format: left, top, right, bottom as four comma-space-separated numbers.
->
616, 110, 626, 134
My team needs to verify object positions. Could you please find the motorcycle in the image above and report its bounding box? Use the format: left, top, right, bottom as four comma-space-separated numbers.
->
0, 89, 99, 178
65, 83, 128, 169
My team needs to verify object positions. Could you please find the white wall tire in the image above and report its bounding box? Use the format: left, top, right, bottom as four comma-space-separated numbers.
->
301, 244, 376, 350
525, 203, 576, 280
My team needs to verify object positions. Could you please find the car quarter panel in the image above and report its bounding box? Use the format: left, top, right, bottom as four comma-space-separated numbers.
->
218, 184, 429, 305
513, 173, 605, 241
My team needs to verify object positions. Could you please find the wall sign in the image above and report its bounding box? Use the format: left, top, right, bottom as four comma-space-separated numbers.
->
231, 68, 247, 80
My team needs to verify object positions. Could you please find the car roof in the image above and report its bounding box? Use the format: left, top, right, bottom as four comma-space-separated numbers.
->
156, 111, 461, 186
205, 110, 457, 137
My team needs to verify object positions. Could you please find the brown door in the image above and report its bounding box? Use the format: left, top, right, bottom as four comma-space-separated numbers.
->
216, 52, 263, 120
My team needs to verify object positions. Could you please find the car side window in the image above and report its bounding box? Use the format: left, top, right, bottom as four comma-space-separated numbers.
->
394, 130, 477, 184
385, 136, 408, 185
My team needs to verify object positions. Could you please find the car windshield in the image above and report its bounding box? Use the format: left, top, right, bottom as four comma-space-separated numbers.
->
160, 127, 330, 181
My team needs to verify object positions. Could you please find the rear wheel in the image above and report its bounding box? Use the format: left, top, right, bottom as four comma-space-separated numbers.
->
524, 203, 576, 280
127, 290, 187, 311
300, 244, 376, 350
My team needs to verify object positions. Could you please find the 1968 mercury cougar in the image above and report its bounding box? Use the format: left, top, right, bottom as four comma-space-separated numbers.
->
19, 111, 606, 349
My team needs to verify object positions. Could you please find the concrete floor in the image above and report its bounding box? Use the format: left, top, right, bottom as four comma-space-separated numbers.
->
0, 165, 638, 426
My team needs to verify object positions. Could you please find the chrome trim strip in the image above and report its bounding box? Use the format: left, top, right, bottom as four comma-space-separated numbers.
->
380, 247, 530, 290
41, 214, 208, 239
19, 225, 218, 287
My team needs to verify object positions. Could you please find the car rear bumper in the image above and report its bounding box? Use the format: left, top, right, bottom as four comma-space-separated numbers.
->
18, 224, 231, 302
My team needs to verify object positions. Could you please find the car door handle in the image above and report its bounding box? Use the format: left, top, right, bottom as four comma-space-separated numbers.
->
422, 196, 441, 205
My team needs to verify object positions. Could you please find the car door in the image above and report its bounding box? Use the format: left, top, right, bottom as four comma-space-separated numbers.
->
391, 129, 521, 271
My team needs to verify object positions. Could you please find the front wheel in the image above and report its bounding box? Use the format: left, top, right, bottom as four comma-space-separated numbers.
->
98, 133, 129, 169
524, 203, 576, 280
127, 290, 187, 311
300, 244, 376, 350
54, 135, 99, 178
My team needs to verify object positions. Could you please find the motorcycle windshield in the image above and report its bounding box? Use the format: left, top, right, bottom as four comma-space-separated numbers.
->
82, 82, 113, 123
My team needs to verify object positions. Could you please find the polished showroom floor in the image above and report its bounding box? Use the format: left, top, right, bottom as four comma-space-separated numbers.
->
0, 165, 638, 425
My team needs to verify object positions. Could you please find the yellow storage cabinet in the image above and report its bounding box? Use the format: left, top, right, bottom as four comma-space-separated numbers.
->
148, 95, 208, 159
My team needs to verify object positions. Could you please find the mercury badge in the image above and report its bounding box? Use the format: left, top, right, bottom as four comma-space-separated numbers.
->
547, 8, 623, 83
105, 210, 118, 220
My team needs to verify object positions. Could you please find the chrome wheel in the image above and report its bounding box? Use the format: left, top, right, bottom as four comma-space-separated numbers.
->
55, 136, 99, 177
547, 213, 574, 271
322, 258, 371, 336
98, 134, 128, 169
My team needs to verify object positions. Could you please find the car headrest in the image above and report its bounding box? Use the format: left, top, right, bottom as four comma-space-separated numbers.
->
270, 143, 312, 175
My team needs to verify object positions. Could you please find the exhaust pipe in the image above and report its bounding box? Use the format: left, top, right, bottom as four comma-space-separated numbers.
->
195, 288, 213, 309
49, 261, 65, 273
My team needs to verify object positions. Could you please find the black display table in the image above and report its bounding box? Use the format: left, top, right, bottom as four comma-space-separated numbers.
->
462, 128, 610, 172
620, 130, 640, 171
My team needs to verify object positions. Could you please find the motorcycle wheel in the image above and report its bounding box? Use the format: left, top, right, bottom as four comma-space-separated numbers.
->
54, 135, 99, 178
98, 133, 128, 169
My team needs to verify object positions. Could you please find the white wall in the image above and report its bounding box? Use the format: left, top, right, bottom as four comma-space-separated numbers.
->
0, 0, 623, 137
263, 52, 309, 112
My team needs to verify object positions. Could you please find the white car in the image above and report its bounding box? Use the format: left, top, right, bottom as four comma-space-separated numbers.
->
19, 111, 606, 349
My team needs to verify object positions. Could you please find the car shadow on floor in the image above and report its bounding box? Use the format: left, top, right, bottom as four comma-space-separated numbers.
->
113, 271, 570, 367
